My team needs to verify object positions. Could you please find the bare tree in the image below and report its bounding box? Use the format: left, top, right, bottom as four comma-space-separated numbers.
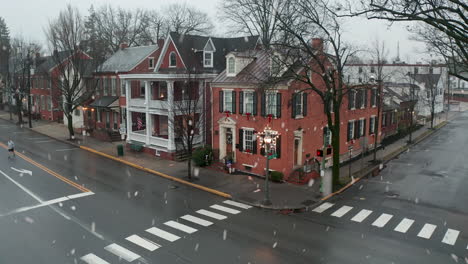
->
164, 3, 214, 35
139, 10, 166, 44
344, 0, 467, 81
45, 5, 98, 139
166, 75, 205, 180
220, 0, 291, 47
416, 70, 441, 129
265, 0, 366, 188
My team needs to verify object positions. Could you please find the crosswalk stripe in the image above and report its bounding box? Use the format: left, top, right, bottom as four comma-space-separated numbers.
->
164, 220, 198, 234
146, 227, 180, 242
331, 205, 353, 218
223, 200, 252, 209
394, 218, 415, 233
80, 253, 110, 264
125, 234, 160, 251
442, 228, 460, 245
351, 209, 373, 222
181, 215, 213, 227
210, 204, 241, 214
312, 202, 334, 213
417, 224, 437, 239
104, 243, 141, 262
196, 209, 227, 220
372, 213, 393, 228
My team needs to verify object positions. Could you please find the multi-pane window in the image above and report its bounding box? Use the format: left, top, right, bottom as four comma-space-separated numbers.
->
223, 91, 233, 112
266, 93, 277, 116
371, 88, 377, 107
140, 81, 146, 97
348, 90, 356, 109
369, 116, 376, 134
111, 78, 116, 96
244, 92, 254, 114
324, 127, 332, 146
359, 119, 365, 137
204, 52, 213, 67
121, 79, 126, 96
382, 113, 387, 127
169, 52, 177, 67
243, 129, 254, 153
227, 57, 235, 74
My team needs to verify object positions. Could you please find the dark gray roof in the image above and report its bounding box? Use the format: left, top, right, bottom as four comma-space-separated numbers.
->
412, 73, 441, 87
89, 96, 119, 108
36, 51, 71, 73
98, 45, 158, 73
168, 32, 259, 74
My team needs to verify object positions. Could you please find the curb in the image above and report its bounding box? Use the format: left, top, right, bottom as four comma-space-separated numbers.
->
79, 146, 232, 199
320, 120, 448, 203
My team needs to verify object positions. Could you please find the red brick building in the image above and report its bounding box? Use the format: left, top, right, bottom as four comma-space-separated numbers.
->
211, 48, 381, 179
84, 43, 163, 141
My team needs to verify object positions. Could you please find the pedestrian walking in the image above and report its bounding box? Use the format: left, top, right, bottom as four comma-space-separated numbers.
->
7, 139, 15, 159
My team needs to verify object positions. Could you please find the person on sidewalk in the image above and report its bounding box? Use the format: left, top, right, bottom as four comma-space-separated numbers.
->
7, 138, 15, 159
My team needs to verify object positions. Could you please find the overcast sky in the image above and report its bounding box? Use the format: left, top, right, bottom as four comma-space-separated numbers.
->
1, 0, 430, 62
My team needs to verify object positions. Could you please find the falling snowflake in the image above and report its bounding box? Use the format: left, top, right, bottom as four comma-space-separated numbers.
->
24, 216, 34, 224
64, 155, 67, 161
359, 185, 363, 190
52, 240, 56, 244
134, 191, 139, 197
253, 162, 258, 168
70, 248, 75, 255
426, 249, 431, 255
71, 206, 76, 211
415, 198, 419, 204
127, 192, 131, 199
152, 219, 155, 226
48, 153, 51, 160
194, 243, 199, 252
272, 242, 278, 248
91, 222, 96, 232
74, 176, 78, 181
59, 203, 63, 207
281, 122, 285, 128
273, 230, 277, 236
253, 189, 261, 193
223, 230, 227, 240
325, 226, 330, 232
308, 179, 315, 187
451, 254, 459, 263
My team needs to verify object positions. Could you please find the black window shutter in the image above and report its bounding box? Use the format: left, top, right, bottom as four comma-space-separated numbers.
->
252, 137, 257, 154
239, 91, 243, 114
348, 90, 352, 110
261, 92, 266, 117
238, 129, 243, 151
232, 91, 236, 114
291, 93, 297, 118
363, 119, 366, 136
219, 91, 224, 112
369, 118, 372, 134
354, 120, 359, 139
276, 135, 281, 159
260, 147, 265, 156
253, 92, 258, 115
276, 93, 282, 118
347, 122, 351, 141
302, 93, 308, 116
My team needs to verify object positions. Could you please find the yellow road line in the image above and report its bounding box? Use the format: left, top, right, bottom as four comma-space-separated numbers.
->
80, 146, 232, 199
0, 142, 90, 193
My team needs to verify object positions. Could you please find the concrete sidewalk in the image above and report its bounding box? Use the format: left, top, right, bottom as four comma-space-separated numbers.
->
0, 108, 461, 210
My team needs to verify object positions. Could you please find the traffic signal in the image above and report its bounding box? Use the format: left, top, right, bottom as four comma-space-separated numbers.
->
326, 147, 332, 155
316, 149, 324, 157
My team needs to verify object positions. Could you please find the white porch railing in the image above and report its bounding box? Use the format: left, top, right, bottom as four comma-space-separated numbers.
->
149, 136, 169, 148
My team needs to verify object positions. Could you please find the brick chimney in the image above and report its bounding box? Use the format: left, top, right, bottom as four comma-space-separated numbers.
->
312, 38, 324, 52
120, 43, 129, 50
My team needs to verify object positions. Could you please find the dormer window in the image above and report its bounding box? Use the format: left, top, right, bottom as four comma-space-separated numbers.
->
204, 52, 213, 67
227, 57, 235, 75
169, 52, 176, 67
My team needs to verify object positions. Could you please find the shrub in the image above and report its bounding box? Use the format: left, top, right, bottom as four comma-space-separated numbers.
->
192, 146, 213, 167
270, 171, 284, 182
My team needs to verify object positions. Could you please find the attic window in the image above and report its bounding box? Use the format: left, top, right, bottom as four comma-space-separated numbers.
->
149, 57, 155, 69
169, 52, 176, 67
204, 52, 213, 67
227, 57, 235, 75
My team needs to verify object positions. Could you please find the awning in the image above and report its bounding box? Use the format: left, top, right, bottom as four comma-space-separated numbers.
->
89, 96, 119, 109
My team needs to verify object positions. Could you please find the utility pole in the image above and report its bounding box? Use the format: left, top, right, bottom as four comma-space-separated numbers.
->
372, 80, 382, 162
26, 51, 32, 128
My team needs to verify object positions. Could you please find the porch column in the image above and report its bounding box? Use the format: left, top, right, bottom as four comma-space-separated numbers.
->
198, 80, 205, 145
125, 80, 131, 142
145, 81, 150, 145
167, 80, 175, 151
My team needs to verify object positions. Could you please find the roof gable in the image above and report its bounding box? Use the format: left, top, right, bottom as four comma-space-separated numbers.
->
98, 45, 159, 73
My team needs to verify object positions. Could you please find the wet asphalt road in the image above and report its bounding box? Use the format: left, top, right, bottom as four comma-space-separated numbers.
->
0, 112, 466, 264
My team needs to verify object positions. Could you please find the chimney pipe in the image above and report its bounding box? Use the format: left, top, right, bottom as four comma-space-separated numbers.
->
120, 43, 129, 50
312, 38, 324, 52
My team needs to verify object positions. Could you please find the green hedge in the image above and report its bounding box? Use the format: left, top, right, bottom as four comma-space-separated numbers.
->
270, 171, 284, 182
192, 146, 213, 167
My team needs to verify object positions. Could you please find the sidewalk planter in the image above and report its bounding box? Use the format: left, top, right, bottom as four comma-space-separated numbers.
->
129, 142, 144, 152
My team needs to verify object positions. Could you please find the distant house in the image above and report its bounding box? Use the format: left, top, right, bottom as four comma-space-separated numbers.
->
84, 43, 163, 141
119, 32, 259, 159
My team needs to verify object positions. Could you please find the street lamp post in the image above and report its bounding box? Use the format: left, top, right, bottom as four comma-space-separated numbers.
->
26, 51, 32, 128
257, 124, 278, 206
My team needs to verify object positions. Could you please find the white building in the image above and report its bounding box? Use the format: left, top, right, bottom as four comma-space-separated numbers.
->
344, 62, 447, 117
